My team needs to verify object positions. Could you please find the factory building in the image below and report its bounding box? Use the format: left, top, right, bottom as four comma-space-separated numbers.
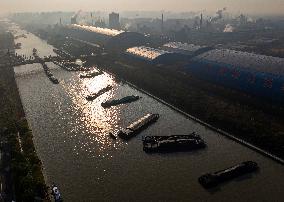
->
62, 24, 148, 52
186, 49, 284, 103
162, 42, 213, 57
106, 32, 149, 52
126, 46, 171, 61
125, 42, 211, 65
61, 21, 284, 103
109, 12, 120, 30
124, 42, 284, 103
125, 46, 188, 65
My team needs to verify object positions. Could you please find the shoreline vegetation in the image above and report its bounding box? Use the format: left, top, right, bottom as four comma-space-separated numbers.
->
8, 119, 49, 201
0, 24, 49, 201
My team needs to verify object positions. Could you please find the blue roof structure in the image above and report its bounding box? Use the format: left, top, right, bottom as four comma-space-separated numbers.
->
186, 49, 284, 103
162, 42, 213, 57
194, 49, 284, 75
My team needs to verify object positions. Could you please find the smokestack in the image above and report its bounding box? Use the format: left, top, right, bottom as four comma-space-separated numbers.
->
162, 13, 164, 34
200, 13, 203, 28
71, 10, 82, 25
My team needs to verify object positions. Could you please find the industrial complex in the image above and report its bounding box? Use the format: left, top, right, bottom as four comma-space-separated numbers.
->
2, 6, 284, 202
58, 22, 284, 104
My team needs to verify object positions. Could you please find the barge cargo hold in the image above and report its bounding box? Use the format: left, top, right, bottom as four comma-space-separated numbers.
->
80, 70, 103, 78
86, 85, 113, 101
42, 63, 59, 84
53, 48, 73, 59
53, 60, 87, 72
199, 161, 259, 189
142, 132, 206, 152
116, 113, 159, 140
101, 95, 141, 108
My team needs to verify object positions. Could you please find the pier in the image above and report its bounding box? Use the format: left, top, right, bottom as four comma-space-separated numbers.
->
0, 51, 60, 67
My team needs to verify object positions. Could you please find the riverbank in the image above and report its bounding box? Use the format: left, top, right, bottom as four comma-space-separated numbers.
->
0, 62, 50, 202
0, 24, 49, 201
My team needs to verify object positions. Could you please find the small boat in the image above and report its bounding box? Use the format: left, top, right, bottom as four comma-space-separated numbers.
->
14, 43, 21, 49
53, 48, 61, 55
199, 161, 259, 188
51, 184, 63, 202
32, 48, 37, 56
109, 132, 117, 140
50, 77, 59, 84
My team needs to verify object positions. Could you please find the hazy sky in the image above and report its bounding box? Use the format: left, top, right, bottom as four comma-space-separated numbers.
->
1, 0, 284, 15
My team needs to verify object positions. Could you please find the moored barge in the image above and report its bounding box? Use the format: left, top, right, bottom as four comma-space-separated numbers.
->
80, 70, 103, 78
199, 161, 259, 188
42, 63, 59, 84
115, 113, 159, 140
53, 60, 86, 71
86, 85, 113, 101
101, 95, 141, 108
142, 132, 206, 152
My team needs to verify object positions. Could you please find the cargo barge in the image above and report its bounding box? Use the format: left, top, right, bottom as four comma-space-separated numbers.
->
142, 132, 206, 152
53, 60, 88, 71
113, 113, 159, 140
80, 70, 103, 78
199, 161, 259, 188
53, 48, 73, 59
86, 85, 113, 101
101, 95, 141, 108
42, 62, 59, 84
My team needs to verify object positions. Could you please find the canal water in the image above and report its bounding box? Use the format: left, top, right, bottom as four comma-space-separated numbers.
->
11, 24, 284, 202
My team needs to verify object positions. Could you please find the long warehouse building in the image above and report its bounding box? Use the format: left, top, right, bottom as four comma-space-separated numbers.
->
186, 49, 284, 103
62, 24, 149, 52
124, 43, 284, 103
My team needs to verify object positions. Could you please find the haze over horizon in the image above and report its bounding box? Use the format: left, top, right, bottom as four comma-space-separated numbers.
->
1, 0, 284, 16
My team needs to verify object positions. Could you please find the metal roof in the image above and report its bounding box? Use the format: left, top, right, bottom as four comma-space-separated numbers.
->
70, 24, 124, 37
106, 32, 149, 52
163, 42, 205, 53
126, 46, 171, 61
195, 49, 284, 75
